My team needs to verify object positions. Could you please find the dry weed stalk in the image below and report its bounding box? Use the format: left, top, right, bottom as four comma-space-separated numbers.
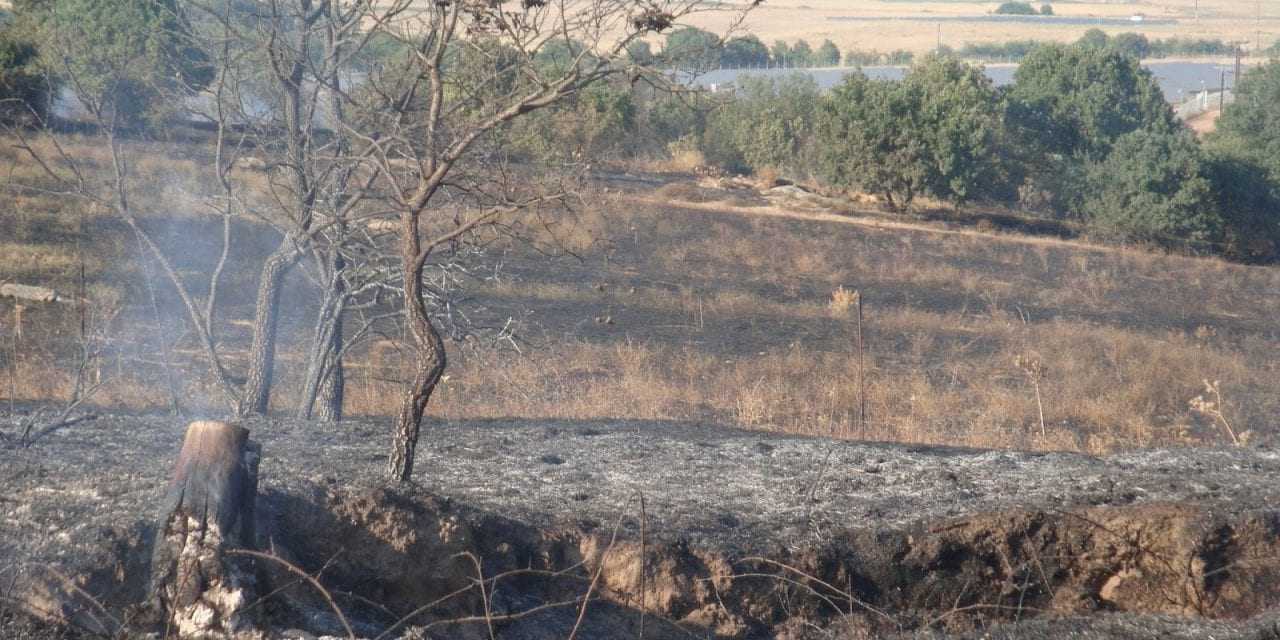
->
1014, 354, 1048, 438
828, 286, 859, 316
1189, 379, 1243, 446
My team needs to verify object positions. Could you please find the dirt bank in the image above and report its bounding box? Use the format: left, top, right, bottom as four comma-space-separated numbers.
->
3, 413, 1280, 638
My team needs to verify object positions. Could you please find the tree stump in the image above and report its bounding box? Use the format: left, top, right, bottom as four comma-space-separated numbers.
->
150, 421, 261, 638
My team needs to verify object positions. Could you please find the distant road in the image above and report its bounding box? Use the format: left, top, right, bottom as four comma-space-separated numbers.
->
692, 60, 1254, 103
827, 15, 1178, 27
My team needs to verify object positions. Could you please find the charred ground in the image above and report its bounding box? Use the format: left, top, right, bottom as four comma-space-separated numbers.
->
4, 413, 1280, 638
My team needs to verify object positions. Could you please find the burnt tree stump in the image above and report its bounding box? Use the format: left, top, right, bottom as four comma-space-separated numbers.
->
150, 421, 262, 637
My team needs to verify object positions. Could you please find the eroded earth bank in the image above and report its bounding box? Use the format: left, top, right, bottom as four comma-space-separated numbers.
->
4, 414, 1280, 639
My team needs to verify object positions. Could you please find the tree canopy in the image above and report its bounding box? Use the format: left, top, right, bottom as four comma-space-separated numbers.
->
23, 0, 209, 125
1212, 60, 1280, 176
815, 55, 1009, 209
1007, 43, 1174, 158
1083, 129, 1222, 246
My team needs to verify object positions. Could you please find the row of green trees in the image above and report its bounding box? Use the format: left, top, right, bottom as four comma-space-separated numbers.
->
647, 28, 844, 71
664, 45, 1280, 260
959, 31, 1242, 63
404, 40, 1280, 260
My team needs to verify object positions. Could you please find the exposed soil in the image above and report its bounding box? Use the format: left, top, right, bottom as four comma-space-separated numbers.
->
3, 412, 1280, 638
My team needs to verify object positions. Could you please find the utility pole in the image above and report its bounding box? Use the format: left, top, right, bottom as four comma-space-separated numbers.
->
1220, 68, 1226, 111
1235, 44, 1242, 88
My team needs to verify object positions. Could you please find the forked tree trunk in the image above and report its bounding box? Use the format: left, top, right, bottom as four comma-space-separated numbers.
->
239, 244, 298, 417
150, 421, 261, 637
387, 266, 447, 481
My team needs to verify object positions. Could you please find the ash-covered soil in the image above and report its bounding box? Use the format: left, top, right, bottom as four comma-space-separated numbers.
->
4, 412, 1280, 638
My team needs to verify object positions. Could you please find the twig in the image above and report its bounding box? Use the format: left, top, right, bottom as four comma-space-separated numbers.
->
566, 497, 632, 640
735, 557, 898, 625
225, 549, 355, 640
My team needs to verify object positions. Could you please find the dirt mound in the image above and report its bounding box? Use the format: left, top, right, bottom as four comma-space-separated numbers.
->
3, 414, 1280, 638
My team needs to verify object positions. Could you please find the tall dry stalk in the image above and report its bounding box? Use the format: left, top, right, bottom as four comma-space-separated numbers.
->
1015, 354, 1048, 438
1189, 379, 1243, 446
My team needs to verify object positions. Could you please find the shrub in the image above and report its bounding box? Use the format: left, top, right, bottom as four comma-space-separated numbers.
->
0, 26, 51, 123
28, 0, 210, 128
1083, 129, 1223, 247
995, 2, 1038, 16
1007, 43, 1174, 159
702, 74, 820, 175
1211, 60, 1280, 178
815, 56, 1010, 210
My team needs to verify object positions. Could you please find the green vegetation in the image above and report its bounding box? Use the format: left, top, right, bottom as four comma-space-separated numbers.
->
815, 56, 1009, 209
961, 31, 1236, 63
1211, 60, 1280, 178
661, 28, 842, 69
721, 35, 770, 68
703, 74, 820, 174
0, 25, 50, 123
844, 49, 915, 66
3, 0, 1275, 262
639, 41, 1279, 259
1007, 44, 1173, 158
994, 2, 1038, 16
1083, 129, 1222, 245
15, 0, 209, 127
815, 40, 841, 67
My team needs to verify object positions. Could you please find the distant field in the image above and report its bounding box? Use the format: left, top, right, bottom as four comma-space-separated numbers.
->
682, 0, 1280, 56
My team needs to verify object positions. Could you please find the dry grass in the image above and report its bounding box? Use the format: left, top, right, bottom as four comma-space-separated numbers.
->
678, 0, 1280, 58
4, 135, 1279, 455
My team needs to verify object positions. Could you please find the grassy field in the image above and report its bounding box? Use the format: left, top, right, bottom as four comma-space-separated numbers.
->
683, 0, 1280, 57
3, 135, 1278, 455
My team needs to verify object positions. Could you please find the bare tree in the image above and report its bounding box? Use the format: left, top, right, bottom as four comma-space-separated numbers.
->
325, 0, 749, 480
8, 0, 749, 473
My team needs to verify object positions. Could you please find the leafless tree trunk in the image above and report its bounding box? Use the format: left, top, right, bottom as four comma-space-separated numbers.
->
359, 0, 749, 480
239, 245, 301, 416
388, 259, 447, 480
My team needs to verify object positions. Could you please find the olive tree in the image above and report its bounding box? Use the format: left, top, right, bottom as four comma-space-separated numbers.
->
815, 55, 1009, 210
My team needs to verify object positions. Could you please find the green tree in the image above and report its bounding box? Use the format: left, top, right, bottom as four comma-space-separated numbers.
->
1211, 60, 1280, 177
703, 73, 820, 174
1204, 147, 1280, 261
28, 0, 209, 127
905, 55, 1013, 204
995, 2, 1038, 15
815, 74, 924, 209
770, 40, 791, 67
721, 35, 769, 68
1083, 129, 1223, 246
815, 56, 1010, 209
1077, 28, 1109, 50
0, 25, 51, 123
791, 39, 814, 67
815, 39, 841, 67
663, 26, 721, 71
1109, 32, 1150, 60
1007, 43, 1174, 159
1040, 3, 1054, 16
627, 41, 657, 66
